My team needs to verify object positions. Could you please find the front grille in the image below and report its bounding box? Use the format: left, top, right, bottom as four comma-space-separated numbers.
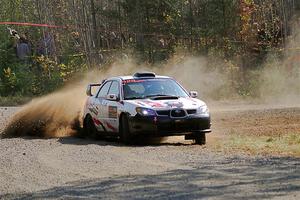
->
187, 109, 197, 115
157, 109, 194, 117
156, 110, 170, 116
170, 109, 186, 118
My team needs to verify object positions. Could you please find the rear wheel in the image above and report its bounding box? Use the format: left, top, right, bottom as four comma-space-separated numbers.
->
120, 114, 133, 144
83, 115, 98, 139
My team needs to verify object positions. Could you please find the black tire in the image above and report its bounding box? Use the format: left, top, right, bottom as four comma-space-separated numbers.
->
120, 114, 133, 144
83, 115, 98, 139
194, 133, 206, 145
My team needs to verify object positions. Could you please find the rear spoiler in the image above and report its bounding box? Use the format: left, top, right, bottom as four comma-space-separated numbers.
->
86, 83, 101, 96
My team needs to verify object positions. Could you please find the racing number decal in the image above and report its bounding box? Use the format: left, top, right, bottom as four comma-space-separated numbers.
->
108, 106, 118, 119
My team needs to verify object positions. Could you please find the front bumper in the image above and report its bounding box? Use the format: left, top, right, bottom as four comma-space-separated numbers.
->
128, 114, 211, 137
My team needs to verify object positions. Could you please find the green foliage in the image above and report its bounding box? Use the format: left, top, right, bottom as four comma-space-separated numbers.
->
0, 52, 85, 97
0, 96, 31, 106
1, 67, 17, 95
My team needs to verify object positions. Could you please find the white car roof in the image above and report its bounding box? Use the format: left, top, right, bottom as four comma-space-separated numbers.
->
119, 75, 170, 80
106, 73, 171, 81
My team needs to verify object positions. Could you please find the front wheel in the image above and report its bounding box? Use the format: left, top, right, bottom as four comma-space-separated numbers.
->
120, 114, 133, 144
194, 133, 206, 145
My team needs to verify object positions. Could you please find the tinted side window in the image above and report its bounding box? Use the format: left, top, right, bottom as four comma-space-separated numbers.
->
97, 81, 112, 98
108, 81, 120, 97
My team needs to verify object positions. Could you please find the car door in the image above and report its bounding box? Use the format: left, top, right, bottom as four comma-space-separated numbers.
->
93, 81, 112, 132
103, 80, 121, 133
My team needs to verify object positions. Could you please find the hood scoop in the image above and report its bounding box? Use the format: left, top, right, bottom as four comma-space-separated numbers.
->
151, 96, 179, 100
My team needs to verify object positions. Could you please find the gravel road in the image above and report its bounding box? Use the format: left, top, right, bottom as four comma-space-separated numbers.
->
0, 104, 300, 199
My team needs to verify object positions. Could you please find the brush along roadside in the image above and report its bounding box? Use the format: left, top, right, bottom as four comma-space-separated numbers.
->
210, 106, 300, 157
211, 133, 300, 157
0, 96, 32, 107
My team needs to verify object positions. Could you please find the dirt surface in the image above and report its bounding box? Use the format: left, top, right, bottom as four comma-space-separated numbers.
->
211, 105, 300, 137
0, 104, 300, 199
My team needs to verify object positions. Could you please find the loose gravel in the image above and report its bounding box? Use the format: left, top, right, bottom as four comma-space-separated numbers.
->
0, 105, 300, 199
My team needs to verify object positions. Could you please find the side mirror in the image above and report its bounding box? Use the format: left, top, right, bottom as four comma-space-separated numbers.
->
189, 91, 198, 98
86, 85, 92, 96
106, 94, 119, 101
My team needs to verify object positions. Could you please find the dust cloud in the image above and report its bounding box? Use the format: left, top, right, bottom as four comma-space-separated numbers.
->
1, 83, 86, 138
258, 22, 300, 105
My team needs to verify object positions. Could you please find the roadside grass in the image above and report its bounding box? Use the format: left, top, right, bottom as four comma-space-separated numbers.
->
0, 96, 32, 106
215, 133, 300, 157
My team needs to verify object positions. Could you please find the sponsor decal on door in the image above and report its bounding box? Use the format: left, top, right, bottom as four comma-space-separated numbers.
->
108, 106, 118, 119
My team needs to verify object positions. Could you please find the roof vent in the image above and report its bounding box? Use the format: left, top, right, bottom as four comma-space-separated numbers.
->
133, 72, 156, 78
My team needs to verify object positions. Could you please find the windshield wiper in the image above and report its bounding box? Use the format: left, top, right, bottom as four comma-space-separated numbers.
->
144, 94, 179, 100
126, 95, 179, 100
125, 96, 143, 100
144, 94, 168, 98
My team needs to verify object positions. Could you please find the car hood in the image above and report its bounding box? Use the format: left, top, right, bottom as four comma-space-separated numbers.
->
126, 97, 206, 110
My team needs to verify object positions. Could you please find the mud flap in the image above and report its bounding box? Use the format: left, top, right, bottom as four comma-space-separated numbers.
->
185, 134, 197, 140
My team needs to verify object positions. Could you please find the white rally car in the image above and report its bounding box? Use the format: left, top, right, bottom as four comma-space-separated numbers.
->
83, 72, 211, 144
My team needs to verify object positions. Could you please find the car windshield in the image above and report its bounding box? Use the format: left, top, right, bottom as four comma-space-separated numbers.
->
122, 78, 189, 100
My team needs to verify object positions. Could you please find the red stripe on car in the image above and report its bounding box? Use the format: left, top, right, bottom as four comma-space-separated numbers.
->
106, 122, 117, 132
93, 118, 102, 126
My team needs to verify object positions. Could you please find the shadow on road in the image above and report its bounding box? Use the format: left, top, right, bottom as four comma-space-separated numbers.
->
57, 136, 193, 147
2, 157, 300, 199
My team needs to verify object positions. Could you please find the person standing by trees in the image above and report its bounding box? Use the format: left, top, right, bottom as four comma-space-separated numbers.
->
37, 32, 55, 57
16, 36, 31, 61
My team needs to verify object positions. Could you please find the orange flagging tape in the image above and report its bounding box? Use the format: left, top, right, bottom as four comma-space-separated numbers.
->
0, 22, 63, 28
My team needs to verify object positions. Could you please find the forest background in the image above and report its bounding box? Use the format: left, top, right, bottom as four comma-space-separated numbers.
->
0, 0, 299, 105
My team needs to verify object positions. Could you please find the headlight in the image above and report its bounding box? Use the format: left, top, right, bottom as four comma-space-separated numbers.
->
197, 105, 209, 114
136, 107, 156, 116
